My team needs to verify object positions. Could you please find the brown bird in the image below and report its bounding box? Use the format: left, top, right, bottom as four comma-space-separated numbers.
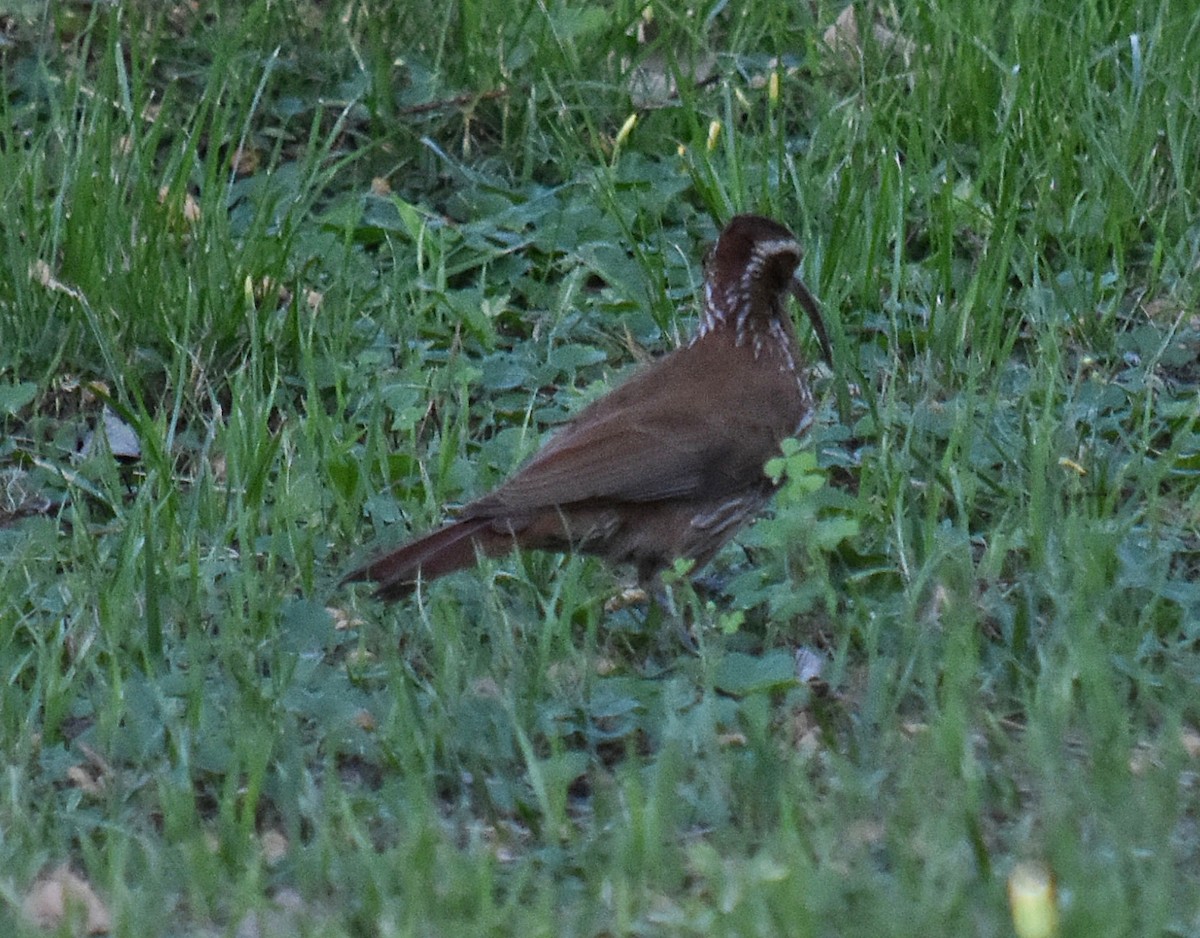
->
343, 214, 832, 600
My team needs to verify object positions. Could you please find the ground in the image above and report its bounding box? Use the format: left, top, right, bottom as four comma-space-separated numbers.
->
1, 1, 1199, 935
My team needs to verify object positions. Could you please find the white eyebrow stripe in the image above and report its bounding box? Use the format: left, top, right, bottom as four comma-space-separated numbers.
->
750, 238, 801, 262
753, 237, 801, 254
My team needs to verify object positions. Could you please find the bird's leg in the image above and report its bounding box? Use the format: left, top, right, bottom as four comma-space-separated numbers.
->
641, 586, 701, 656
689, 570, 731, 602
649, 561, 714, 655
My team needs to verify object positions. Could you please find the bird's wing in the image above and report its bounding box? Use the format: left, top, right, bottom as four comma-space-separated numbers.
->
464, 410, 744, 516
462, 339, 792, 518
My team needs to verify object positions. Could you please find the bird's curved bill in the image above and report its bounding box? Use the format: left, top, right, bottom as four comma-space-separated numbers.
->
789, 277, 834, 367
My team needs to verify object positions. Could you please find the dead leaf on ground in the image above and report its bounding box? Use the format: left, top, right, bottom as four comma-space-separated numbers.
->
67, 743, 113, 797
793, 645, 827, 683
0, 467, 54, 524
157, 185, 201, 227
623, 6, 716, 108
628, 51, 718, 109
80, 406, 141, 462
259, 829, 289, 866
326, 605, 362, 632
67, 765, 105, 796
231, 146, 261, 176
822, 5, 916, 70
22, 866, 112, 934
233, 889, 312, 938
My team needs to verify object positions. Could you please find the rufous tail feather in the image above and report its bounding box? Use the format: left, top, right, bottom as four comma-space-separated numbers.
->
342, 518, 501, 600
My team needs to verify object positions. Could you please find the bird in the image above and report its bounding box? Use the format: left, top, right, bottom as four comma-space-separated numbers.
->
343, 214, 832, 601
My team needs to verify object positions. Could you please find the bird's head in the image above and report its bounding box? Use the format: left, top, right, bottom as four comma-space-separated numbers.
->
701, 214, 832, 365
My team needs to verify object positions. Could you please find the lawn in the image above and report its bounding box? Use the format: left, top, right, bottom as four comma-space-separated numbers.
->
2, 1, 1199, 935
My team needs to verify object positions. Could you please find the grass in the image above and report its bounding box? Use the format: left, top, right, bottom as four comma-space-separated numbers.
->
2, 0, 1199, 934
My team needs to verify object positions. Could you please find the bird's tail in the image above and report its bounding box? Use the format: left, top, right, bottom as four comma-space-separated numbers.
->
341, 517, 502, 600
